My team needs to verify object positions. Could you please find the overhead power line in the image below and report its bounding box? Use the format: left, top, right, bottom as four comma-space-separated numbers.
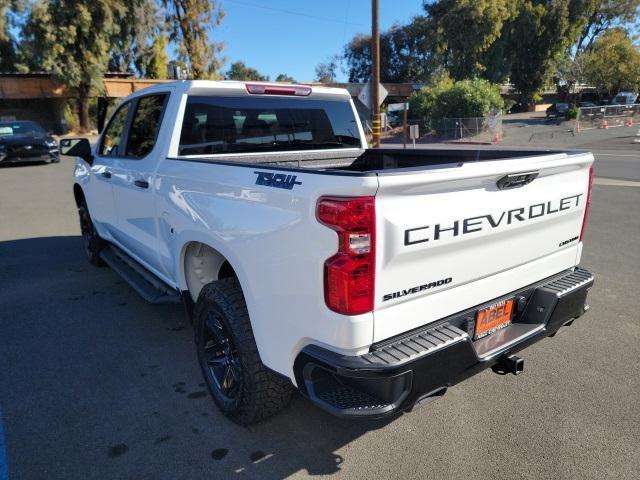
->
224, 0, 364, 27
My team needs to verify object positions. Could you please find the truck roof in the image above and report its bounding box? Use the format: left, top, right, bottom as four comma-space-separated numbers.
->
134, 79, 352, 99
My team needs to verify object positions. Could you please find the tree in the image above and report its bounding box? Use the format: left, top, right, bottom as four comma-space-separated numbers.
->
225, 61, 269, 81
582, 28, 640, 97
163, 0, 224, 79
421, 0, 590, 105
343, 19, 435, 83
275, 73, 295, 83
315, 55, 339, 83
501, 1, 589, 106
424, 0, 516, 80
0, 0, 22, 71
554, 53, 586, 97
19, 0, 127, 131
109, 0, 159, 76
575, 0, 640, 52
146, 34, 169, 79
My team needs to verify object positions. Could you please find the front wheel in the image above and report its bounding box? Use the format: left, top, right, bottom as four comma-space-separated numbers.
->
78, 203, 105, 266
194, 278, 293, 425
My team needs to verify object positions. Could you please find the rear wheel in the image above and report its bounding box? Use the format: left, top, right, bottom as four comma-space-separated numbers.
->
194, 278, 293, 425
78, 202, 105, 266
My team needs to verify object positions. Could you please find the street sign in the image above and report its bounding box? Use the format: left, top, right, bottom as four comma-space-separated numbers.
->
357, 81, 388, 110
387, 102, 409, 112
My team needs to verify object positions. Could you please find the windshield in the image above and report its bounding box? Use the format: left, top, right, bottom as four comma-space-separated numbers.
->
0, 121, 46, 138
178, 95, 361, 155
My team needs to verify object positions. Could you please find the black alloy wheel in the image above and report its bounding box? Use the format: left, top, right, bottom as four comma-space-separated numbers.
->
201, 313, 242, 400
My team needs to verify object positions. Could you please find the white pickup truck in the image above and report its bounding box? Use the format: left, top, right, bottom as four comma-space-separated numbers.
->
63, 81, 594, 425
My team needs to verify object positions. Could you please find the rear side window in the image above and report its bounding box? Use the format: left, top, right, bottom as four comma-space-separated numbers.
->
178, 95, 361, 155
99, 102, 130, 156
126, 94, 168, 158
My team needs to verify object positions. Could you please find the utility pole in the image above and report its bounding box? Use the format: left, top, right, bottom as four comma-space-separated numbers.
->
371, 0, 381, 147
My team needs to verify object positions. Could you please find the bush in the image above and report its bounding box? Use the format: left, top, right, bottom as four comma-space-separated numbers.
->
409, 77, 504, 119
63, 101, 79, 132
565, 105, 578, 120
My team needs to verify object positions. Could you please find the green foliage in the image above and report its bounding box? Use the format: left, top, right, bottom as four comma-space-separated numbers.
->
275, 73, 295, 83
565, 105, 578, 120
0, 0, 21, 71
109, 0, 158, 75
315, 55, 339, 83
343, 0, 638, 107
409, 76, 504, 119
63, 101, 79, 131
146, 34, 169, 79
575, 0, 640, 52
554, 53, 586, 93
408, 73, 454, 118
507, 1, 588, 106
225, 61, 269, 81
581, 28, 640, 96
163, 0, 224, 79
425, 0, 516, 80
343, 19, 435, 83
19, 0, 129, 130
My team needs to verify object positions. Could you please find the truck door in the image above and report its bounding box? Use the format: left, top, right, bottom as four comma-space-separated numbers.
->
89, 100, 132, 240
108, 93, 170, 278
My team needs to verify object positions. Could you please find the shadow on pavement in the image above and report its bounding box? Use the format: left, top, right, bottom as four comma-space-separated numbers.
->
0, 236, 392, 480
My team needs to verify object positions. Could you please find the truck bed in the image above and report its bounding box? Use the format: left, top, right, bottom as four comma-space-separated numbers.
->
176, 148, 577, 173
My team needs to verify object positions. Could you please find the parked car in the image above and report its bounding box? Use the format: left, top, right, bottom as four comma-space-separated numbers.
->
611, 91, 638, 105
578, 101, 597, 108
0, 120, 59, 165
64, 81, 595, 425
545, 103, 570, 118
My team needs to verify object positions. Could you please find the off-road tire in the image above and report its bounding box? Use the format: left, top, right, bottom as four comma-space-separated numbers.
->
78, 202, 105, 267
194, 278, 293, 425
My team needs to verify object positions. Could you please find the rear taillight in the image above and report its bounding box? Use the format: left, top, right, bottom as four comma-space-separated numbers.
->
246, 83, 312, 96
317, 196, 375, 315
579, 165, 594, 241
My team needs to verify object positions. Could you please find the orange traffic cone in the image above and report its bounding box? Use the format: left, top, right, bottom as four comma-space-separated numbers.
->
600, 119, 608, 129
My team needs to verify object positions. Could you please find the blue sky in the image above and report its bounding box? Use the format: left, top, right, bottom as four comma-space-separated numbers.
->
216, 0, 426, 82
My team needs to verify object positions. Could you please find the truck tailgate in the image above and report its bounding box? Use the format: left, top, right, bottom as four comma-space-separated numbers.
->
373, 151, 593, 342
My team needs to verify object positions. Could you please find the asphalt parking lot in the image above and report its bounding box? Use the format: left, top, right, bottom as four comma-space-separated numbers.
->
1, 149, 639, 479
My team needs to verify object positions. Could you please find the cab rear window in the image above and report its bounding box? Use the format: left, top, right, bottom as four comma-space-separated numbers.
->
178, 95, 360, 155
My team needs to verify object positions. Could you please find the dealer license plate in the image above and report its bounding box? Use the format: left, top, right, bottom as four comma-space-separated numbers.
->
474, 298, 514, 340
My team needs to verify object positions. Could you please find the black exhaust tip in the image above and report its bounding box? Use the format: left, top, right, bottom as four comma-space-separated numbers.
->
491, 354, 524, 376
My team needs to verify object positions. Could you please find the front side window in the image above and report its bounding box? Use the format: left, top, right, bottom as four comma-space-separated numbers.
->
126, 94, 168, 158
178, 95, 361, 155
99, 102, 130, 156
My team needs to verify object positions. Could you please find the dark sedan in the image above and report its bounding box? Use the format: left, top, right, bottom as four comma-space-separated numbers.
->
0, 121, 59, 165
545, 103, 570, 119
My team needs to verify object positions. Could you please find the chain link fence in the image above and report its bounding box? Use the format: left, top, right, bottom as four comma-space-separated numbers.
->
407, 111, 503, 143
576, 104, 639, 132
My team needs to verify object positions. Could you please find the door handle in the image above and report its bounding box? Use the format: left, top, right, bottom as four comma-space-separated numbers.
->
101, 170, 112, 179
134, 179, 149, 189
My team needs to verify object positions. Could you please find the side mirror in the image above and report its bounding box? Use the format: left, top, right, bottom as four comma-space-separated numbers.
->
60, 138, 93, 164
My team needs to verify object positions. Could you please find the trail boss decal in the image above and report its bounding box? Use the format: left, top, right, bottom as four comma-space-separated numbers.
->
559, 236, 579, 247
254, 171, 302, 190
383, 277, 453, 302
405, 193, 583, 246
